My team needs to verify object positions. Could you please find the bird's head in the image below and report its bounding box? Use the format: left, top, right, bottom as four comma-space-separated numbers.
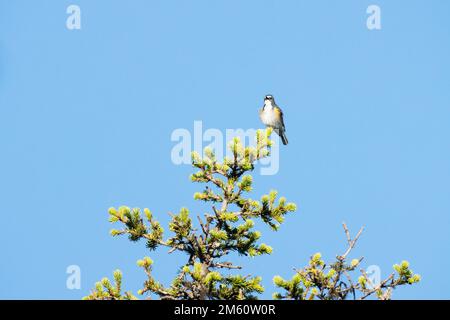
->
264, 95, 275, 103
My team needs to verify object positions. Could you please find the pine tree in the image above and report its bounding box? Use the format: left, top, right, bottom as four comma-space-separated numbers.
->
84, 129, 419, 300
272, 224, 420, 300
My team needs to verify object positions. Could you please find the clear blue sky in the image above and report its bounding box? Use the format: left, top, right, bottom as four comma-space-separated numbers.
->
1, 1, 449, 299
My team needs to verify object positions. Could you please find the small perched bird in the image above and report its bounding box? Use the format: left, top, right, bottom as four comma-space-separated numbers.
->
259, 94, 289, 145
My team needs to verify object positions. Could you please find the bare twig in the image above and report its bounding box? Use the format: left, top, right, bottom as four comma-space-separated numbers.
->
339, 223, 364, 261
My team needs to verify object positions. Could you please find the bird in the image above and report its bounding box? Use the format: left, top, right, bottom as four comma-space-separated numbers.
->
259, 94, 289, 145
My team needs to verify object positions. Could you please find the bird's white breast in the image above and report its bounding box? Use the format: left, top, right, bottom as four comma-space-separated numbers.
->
260, 105, 278, 127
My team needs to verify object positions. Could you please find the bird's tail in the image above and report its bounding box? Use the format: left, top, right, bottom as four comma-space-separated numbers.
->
280, 131, 288, 145
275, 129, 288, 145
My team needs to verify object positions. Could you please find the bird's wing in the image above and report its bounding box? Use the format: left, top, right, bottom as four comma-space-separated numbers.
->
274, 106, 286, 130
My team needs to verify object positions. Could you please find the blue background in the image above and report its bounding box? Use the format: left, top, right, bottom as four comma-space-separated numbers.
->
1, 0, 449, 299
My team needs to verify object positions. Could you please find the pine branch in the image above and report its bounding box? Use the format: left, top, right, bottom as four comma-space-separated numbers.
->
273, 224, 420, 300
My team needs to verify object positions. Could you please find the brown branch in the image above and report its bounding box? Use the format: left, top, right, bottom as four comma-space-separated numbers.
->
359, 270, 395, 300
212, 262, 242, 270
339, 223, 364, 261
